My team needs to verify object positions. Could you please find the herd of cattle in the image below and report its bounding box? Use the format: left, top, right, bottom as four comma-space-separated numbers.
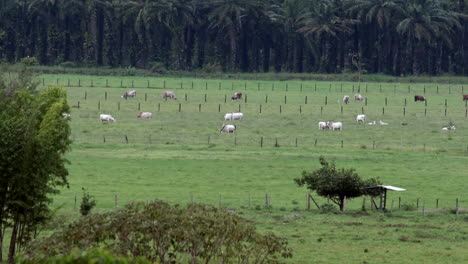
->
90, 89, 465, 133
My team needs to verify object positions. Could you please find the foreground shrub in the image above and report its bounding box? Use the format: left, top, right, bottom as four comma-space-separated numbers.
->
18, 248, 150, 264
21, 201, 292, 264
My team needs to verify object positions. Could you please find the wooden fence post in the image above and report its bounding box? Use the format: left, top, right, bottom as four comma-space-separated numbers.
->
456, 198, 459, 216
179, 103, 182, 112
259, 104, 262, 113
158, 103, 160, 112
117, 102, 120, 111
284, 95, 287, 104
260, 136, 263, 148
103, 136, 106, 143
199, 104, 201, 112
98, 101, 100, 110
436, 198, 439, 209
138, 102, 140, 111
145, 93, 147, 101
125, 135, 129, 144
305, 96, 308, 104
398, 197, 401, 208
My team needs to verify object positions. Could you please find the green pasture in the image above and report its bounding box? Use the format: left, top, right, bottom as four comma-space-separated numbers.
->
35, 74, 468, 263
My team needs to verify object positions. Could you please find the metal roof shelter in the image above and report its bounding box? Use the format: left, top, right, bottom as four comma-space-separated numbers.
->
366, 185, 406, 211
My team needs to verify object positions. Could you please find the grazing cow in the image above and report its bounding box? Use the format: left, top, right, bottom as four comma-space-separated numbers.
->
220, 124, 236, 133
414, 95, 426, 102
318, 121, 330, 130
463, 95, 468, 101
354, 94, 364, 102
100, 114, 116, 122
330, 122, 343, 131
224, 112, 244, 120
442, 126, 456, 131
162, 91, 177, 100
231, 92, 242, 100
342, 95, 350, 104
356, 114, 366, 122
122, 90, 137, 99
62, 113, 71, 119
137, 112, 152, 119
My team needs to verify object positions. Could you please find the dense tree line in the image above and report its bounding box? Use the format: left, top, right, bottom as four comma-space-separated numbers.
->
0, 0, 467, 75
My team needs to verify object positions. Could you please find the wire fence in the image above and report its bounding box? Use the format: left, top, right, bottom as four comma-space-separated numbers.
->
42, 78, 468, 96
69, 191, 466, 216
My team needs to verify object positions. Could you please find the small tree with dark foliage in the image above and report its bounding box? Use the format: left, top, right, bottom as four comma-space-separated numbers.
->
79, 188, 96, 216
294, 157, 381, 211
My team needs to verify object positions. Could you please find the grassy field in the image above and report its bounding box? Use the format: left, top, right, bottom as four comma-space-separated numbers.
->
26, 74, 468, 263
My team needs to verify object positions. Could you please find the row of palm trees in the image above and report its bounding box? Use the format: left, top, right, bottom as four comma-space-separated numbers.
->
0, 0, 466, 75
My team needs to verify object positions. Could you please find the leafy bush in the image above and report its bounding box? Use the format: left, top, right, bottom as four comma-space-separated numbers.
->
20, 56, 38, 66
79, 188, 96, 216
18, 248, 150, 264
23, 201, 292, 264
401, 203, 416, 211
319, 203, 337, 214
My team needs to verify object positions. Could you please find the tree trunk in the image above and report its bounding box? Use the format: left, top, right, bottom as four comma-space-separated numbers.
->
339, 196, 346, 211
228, 24, 237, 71
7, 219, 19, 264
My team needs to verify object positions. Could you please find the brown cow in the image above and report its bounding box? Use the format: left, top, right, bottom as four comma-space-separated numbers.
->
231, 92, 242, 100
463, 94, 468, 101
414, 95, 426, 102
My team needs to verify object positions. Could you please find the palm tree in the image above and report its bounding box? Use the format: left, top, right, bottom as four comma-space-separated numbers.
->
346, 0, 404, 73
396, 0, 462, 74
299, 0, 359, 72
206, 0, 263, 71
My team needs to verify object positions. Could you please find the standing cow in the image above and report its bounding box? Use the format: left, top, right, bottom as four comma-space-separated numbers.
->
100, 114, 116, 122
224, 112, 244, 120
356, 114, 366, 122
162, 91, 177, 100
231, 92, 242, 100
318, 121, 330, 130
414, 95, 426, 102
137, 112, 152, 118
463, 95, 468, 101
354, 94, 364, 102
122, 90, 137, 99
220, 124, 236, 133
342, 95, 350, 104
330, 122, 343, 131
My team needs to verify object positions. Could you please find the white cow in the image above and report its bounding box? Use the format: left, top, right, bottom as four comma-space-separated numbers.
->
137, 112, 152, 118
100, 114, 116, 122
356, 114, 366, 122
224, 112, 244, 120
122, 90, 137, 99
367, 121, 376, 125
220, 124, 236, 133
62, 113, 71, 119
330, 122, 343, 131
354, 94, 364, 102
442, 126, 456, 130
342, 95, 350, 104
319, 121, 330, 130
379, 120, 389, 125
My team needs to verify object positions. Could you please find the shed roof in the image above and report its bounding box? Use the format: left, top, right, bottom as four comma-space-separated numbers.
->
370, 185, 406, 191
